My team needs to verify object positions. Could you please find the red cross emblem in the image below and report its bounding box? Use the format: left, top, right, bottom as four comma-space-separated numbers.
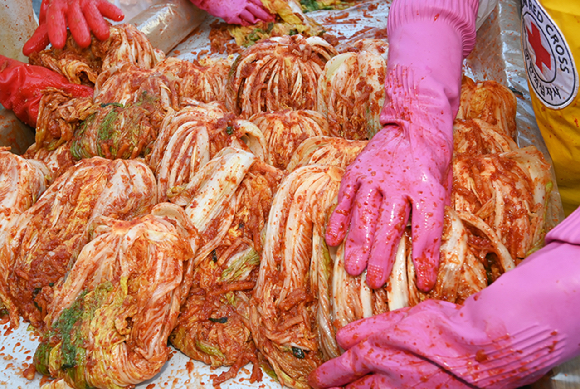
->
527, 22, 552, 73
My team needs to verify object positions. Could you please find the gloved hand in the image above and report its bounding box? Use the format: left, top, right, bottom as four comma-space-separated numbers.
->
325, 0, 478, 292
310, 206, 580, 389
23, 0, 124, 56
189, 0, 274, 25
0, 55, 93, 127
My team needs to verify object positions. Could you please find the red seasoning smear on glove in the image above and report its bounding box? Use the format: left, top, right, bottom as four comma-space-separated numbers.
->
0, 55, 93, 127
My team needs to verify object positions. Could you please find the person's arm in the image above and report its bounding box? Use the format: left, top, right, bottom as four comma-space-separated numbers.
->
310, 206, 580, 388
325, 0, 478, 292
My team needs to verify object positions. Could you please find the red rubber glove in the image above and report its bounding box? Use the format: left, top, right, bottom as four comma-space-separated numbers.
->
0, 55, 93, 127
325, 0, 478, 292
189, 0, 273, 25
310, 206, 580, 389
23, 0, 124, 56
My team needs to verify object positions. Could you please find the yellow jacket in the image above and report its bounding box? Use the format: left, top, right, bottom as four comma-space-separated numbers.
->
521, 0, 580, 215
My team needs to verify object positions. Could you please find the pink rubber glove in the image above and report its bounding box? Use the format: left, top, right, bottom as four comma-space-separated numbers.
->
310, 206, 580, 389
23, 0, 124, 56
325, 0, 478, 292
189, 0, 273, 25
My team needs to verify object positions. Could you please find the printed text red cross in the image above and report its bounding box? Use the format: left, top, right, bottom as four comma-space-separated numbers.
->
527, 22, 551, 72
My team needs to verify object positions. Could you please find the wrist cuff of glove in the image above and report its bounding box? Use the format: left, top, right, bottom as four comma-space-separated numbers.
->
387, 0, 478, 58
379, 64, 455, 149
381, 10, 469, 128
546, 206, 580, 245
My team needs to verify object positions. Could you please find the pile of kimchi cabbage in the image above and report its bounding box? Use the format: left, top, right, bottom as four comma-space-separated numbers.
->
0, 23, 552, 389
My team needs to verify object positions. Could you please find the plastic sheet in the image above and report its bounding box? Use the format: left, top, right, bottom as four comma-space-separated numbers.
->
533, 358, 580, 389
0, 0, 37, 62
127, 0, 207, 54
112, 0, 161, 23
